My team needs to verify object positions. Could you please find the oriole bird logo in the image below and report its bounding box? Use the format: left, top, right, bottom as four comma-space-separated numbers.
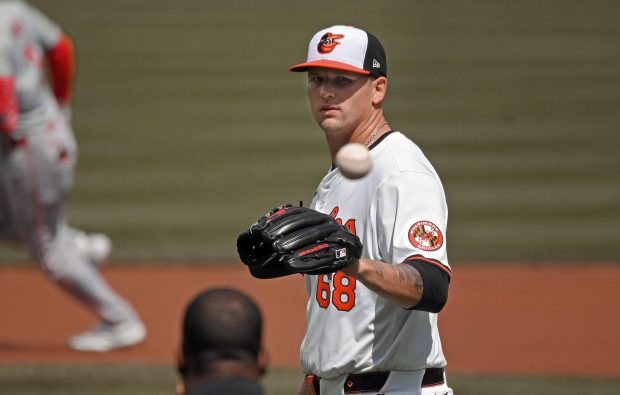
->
317, 32, 345, 54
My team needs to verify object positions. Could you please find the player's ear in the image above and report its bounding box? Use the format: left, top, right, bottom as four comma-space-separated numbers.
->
371, 76, 387, 107
257, 345, 269, 377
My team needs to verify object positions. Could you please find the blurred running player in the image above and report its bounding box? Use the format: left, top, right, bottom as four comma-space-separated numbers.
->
0, 0, 146, 352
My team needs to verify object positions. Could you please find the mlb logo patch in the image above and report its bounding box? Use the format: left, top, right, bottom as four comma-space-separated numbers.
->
335, 248, 347, 259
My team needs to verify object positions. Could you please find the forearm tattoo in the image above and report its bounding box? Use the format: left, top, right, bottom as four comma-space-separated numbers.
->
371, 259, 387, 279
369, 260, 423, 292
362, 260, 425, 307
395, 264, 423, 292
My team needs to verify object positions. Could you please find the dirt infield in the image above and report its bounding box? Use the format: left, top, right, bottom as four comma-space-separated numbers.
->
0, 264, 618, 378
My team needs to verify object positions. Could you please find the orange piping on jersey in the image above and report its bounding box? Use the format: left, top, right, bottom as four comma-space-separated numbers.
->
0, 77, 19, 133
47, 34, 75, 105
404, 254, 452, 276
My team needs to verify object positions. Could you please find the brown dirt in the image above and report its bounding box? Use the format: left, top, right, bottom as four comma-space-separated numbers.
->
0, 263, 618, 378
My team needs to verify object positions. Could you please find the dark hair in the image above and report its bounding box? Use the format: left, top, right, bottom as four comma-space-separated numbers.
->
181, 288, 262, 376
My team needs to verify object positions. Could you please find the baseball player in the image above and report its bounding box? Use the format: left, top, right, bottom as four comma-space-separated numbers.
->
238, 25, 453, 394
0, 0, 146, 352
177, 288, 268, 395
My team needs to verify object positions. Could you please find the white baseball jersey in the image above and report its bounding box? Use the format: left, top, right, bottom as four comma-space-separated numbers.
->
0, 0, 63, 140
301, 131, 450, 379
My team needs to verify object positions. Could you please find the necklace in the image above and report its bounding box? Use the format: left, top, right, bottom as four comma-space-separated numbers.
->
365, 121, 389, 147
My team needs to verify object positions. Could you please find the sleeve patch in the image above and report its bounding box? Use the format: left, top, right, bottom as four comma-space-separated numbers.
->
408, 221, 443, 251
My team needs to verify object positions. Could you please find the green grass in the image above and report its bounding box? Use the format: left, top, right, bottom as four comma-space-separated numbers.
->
0, 364, 177, 395
1, 0, 617, 263
0, 364, 618, 395
451, 374, 620, 395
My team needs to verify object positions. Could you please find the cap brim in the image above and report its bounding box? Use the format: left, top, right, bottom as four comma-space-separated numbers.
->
289, 60, 370, 75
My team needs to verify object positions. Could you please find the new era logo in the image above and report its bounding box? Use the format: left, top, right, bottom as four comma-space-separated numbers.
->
335, 248, 347, 259
372, 59, 381, 68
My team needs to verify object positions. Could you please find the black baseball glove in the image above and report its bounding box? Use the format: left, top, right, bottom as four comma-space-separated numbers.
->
237, 204, 363, 279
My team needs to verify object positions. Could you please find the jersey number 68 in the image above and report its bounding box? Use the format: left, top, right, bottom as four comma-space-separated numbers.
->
316, 273, 356, 311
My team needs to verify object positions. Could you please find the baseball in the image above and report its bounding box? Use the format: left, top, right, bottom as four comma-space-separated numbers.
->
335, 143, 372, 179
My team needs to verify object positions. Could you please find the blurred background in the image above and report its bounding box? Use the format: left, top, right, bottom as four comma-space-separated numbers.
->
1, 0, 619, 394
1, 0, 617, 263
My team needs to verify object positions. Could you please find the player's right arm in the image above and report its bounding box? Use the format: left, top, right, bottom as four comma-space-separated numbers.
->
0, 36, 18, 133
0, 75, 18, 133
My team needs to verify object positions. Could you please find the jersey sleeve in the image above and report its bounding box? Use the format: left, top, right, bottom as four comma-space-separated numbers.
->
23, 3, 73, 104
0, 76, 18, 133
23, 2, 62, 49
0, 38, 17, 132
46, 34, 75, 104
374, 170, 450, 272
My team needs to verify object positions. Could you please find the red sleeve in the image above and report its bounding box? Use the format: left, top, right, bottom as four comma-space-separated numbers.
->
0, 76, 18, 133
46, 34, 75, 105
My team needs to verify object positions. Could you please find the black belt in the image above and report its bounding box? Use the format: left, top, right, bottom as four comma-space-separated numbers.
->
344, 368, 444, 393
307, 368, 445, 394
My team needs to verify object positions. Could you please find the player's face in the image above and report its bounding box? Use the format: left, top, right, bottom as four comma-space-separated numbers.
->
306, 68, 376, 136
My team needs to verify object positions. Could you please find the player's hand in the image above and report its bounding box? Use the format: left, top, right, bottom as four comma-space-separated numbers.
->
237, 204, 363, 279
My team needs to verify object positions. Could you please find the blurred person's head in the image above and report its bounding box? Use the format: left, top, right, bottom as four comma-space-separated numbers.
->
177, 288, 268, 395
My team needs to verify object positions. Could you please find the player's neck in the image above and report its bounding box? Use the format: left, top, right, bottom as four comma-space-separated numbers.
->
184, 361, 261, 386
325, 116, 389, 161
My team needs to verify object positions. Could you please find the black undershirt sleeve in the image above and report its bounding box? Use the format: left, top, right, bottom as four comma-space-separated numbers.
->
403, 259, 450, 313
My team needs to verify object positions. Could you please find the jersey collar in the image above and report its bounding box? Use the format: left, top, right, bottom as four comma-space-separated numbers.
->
330, 130, 394, 171
367, 129, 394, 150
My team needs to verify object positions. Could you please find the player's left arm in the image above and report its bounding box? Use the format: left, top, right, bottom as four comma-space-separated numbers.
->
46, 33, 75, 106
0, 75, 18, 133
341, 257, 448, 312
0, 40, 18, 133
342, 171, 450, 311
340, 258, 426, 309
26, 2, 76, 106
